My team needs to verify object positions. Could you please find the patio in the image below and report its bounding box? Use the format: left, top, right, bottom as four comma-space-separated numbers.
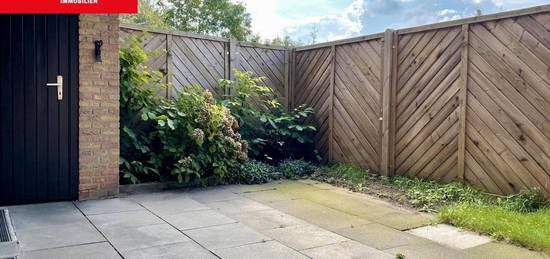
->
7, 180, 547, 259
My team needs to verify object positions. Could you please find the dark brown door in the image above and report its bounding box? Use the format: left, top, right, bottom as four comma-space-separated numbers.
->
0, 15, 79, 205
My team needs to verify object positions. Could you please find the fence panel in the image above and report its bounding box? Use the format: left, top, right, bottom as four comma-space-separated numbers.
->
465, 14, 550, 195
292, 5, 550, 195
119, 25, 289, 103
120, 27, 169, 96
238, 44, 288, 105
394, 27, 462, 181
293, 47, 333, 159
332, 39, 383, 172
119, 5, 550, 195
169, 35, 226, 97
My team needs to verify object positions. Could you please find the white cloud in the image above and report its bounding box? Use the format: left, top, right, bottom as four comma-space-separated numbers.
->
281, 0, 365, 42
437, 9, 457, 16
236, 0, 291, 39
439, 14, 463, 22
476, 0, 547, 7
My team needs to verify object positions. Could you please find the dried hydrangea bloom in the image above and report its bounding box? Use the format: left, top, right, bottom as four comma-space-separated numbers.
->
231, 117, 239, 129
234, 132, 242, 141
191, 128, 205, 145
238, 151, 248, 161
180, 156, 193, 167
203, 90, 214, 104
196, 106, 211, 124
241, 140, 248, 152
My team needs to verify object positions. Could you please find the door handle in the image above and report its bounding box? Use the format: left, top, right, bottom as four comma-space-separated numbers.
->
46, 75, 63, 101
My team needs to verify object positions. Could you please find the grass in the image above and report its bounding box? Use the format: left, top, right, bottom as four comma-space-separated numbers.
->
313, 162, 550, 253
439, 204, 550, 253
312, 163, 490, 212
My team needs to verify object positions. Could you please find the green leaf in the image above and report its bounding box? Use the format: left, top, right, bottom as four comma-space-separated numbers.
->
141, 112, 148, 121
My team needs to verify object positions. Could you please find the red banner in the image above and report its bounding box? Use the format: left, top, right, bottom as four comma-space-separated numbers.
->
0, 0, 137, 13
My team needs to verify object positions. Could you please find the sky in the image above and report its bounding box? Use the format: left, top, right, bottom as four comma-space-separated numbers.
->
234, 0, 549, 44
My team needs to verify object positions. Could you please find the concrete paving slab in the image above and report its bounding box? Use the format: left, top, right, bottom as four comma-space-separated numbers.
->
384, 242, 473, 259
206, 198, 272, 215
162, 209, 237, 230
213, 240, 308, 259
264, 224, 348, 251
183, 223, 271, 250
231, 209, 306, 230
407, 224, 492, 249
126, 190, 190, 203
301, 240, 394, 259
8, 202, 85, 230
101, 223, 190, 252
289, 188, 401, 220
122, 241, 217, 259
88, 210, 164, 229
240, 189, 300, 203
269, 199, 371, 230
297, 179, 337, 190
186, 188, 242, 203
464, 242, 550, 259
374, 211, 434, 230
20, 242, 121, 259
75, 198, 143, 215
266, 181, 328, 193
17, 221, 105, 252
140, 197, 210, 216
334, 223, 428, 250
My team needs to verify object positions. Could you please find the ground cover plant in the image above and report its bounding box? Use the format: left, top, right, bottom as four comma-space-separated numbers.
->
226, 160, 279, 184
312, 162, 550, 253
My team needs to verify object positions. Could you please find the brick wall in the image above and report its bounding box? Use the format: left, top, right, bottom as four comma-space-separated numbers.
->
78, 14, 120, 200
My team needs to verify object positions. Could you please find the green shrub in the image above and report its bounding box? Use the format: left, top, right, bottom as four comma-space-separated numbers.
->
119, 36, 167, 184
279, 160, 317, 179
119, 38, 247, 185
147, 86, 248, 184
219, 71, 318, 163
227, 160, 279, 184
499, 189, 550, 213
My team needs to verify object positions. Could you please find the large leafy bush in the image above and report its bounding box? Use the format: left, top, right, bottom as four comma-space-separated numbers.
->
219, 71, 318, 163
120, 37, 247, 185
120, 36, 165, 183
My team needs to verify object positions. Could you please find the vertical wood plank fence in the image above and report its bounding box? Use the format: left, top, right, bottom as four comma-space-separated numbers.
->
293, 5, 550, 195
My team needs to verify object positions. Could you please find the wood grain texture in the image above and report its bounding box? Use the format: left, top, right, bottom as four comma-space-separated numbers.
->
120, 28, 288, 103
293, 11, 550, 195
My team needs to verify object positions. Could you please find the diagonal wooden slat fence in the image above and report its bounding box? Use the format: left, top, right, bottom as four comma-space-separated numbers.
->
120, 24, 291, 105
293, 5, 550, 195
119, 5, 550, 195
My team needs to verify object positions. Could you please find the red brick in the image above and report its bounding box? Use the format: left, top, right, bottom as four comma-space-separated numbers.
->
79, 14, 120, 201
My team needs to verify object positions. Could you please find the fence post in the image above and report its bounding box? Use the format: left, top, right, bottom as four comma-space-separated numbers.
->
284, 49, 291, 111
166, 34, 173, 98
288, 48, 295, 110
226, 39, 241, 95
457, 24, 470, 181
380, 29, 397, 176
328, 46, 336, 161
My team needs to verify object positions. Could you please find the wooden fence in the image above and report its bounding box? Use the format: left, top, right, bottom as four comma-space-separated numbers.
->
293, 5, 550, 195
120, 24, 291, 106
